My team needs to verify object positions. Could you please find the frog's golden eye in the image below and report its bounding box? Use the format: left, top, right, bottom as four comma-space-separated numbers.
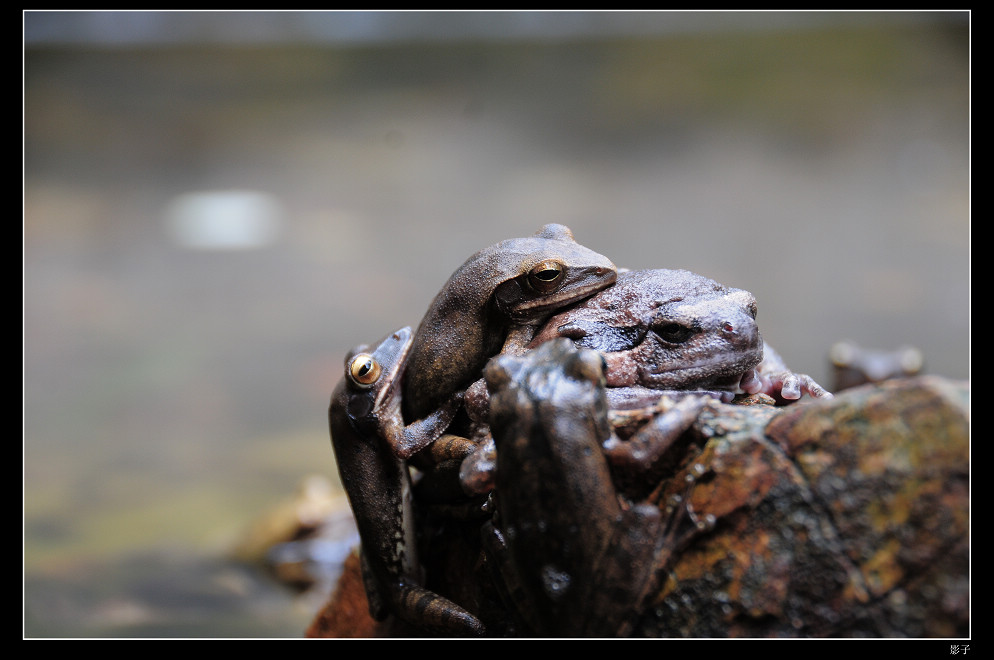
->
527, 260, 566, 294
347, 353, 381, 388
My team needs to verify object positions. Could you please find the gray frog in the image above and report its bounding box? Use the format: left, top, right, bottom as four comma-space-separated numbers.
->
530, 268, 831, 407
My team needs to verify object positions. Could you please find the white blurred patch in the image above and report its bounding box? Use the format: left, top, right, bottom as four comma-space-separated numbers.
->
164, 190, 283, 250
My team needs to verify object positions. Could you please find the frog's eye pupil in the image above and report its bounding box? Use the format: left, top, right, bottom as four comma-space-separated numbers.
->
655, 323, 694, 344
348, 354, 381, 387
535, 269, 559, 281
528, 260, 566, 293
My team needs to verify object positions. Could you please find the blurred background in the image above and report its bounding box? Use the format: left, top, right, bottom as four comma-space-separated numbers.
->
24, 11, 969, 637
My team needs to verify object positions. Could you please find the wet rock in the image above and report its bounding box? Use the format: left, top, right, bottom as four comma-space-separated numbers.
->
310, 375, 968, 637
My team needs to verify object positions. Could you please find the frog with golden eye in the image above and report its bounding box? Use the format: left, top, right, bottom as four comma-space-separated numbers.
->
328, 327, 485, 636
389, 224, 617, 504
402, 224, 617, 429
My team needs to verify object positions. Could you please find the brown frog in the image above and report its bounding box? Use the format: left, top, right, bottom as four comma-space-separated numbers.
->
402, 224, 617, 426
328, 326, 484, 636
481, 339, 712, 637
530, 268, 831, 407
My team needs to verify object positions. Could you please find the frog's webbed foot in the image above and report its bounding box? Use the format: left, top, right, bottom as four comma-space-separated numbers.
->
743, 342, 833, 404
777, 371, 832, 400
413, 436, 494, 512
423, 432, 479, 463
411, 431, 488, 506
464, 377, 491, 424
602, 396, 710, 476
739, 367, 832, 404
459, 435, 496, 496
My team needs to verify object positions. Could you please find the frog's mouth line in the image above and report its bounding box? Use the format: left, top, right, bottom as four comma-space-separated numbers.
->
512, 275, 618, 321
640, 350, 763, 389
603, 384, 737, 410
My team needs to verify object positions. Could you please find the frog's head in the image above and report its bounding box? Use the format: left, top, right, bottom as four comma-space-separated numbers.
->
340, 326, 413, 433
624, 285, 763, 390
530, 269, 764, 392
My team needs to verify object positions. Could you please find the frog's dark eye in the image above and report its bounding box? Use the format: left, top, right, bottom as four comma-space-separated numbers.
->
527, 260, 566, 294
563, 321, 645, 352
347, 353, 381, 388
653, 323, 695, 344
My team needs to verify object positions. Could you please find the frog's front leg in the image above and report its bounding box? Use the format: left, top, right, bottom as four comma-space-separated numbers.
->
461, 394, 710, 499
459, 436, 496, 497
739, 342, 833, 404
741, 368, 832, 403
411, 432, 490, 506
602, 395, 711, 476
500, 323, 540, 356
463, 324, 541, 426
383, 390, 465, 460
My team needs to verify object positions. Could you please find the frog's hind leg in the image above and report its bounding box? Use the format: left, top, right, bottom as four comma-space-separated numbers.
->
360, 539, 485, 635
391, 581, 486, 636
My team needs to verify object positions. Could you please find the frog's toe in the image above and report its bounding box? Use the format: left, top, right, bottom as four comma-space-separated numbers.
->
738, 368, 763, 394
779, 374, 802, 399
800, 375, 833, 399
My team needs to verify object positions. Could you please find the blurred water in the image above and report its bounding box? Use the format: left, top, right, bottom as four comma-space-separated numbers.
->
24, 11, 969, 637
